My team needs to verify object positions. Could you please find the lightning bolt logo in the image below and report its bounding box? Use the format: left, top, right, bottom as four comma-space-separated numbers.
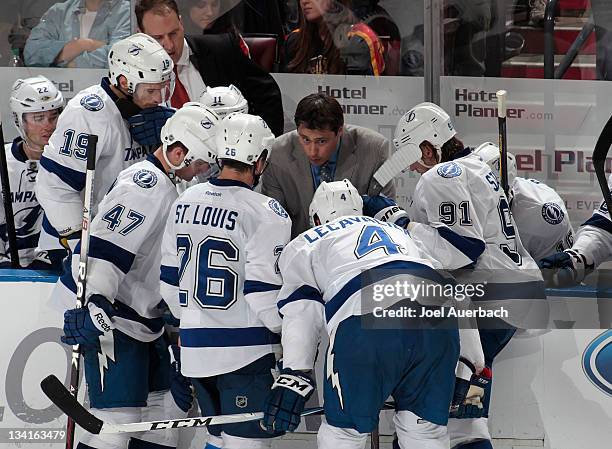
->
326, 326, 344, 409
97, 331, 116, 392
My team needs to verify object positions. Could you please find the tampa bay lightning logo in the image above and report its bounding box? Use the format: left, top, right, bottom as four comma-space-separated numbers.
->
268, 199, 288, 218
200, 119, 213, 129
437, 162, 462, 178
541, 202, 564, 225
582, 330, 612, 397
128, 44, 141, 56
133, 169, 158, 188
80, 94, 104, 112
601, 200, 609, 213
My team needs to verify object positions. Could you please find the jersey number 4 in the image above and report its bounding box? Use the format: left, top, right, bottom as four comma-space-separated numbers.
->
354, 225, 401, 258
177, 235, 239, 310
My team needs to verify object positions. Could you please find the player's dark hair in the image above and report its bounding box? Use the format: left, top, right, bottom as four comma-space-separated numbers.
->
294, 93, 344, 134
219, 159, 252, 173
440, 136, 465, 162
135, 0, 180, 31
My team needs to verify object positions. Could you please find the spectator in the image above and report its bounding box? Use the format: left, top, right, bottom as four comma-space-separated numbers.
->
261, 93, 394, 238
180, 0, 251, 56
6, 0, 57, 62
591, 0, 612, 80
136, 0, 284, 135
1, 76, 66, 270
23, 0, 130, 68
284, 0, 385, 75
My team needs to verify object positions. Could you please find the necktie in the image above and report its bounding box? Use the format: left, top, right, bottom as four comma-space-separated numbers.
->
319, 163, 333, 183
171, 66, 190, 109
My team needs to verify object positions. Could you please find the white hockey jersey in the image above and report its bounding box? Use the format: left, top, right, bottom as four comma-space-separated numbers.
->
36, 79, 148, 236
0, 139, 48, 267
510, 177, 574, 261
411, 151, 547, 329
276, 216, 472, 370
56, 156, 177, 342
160, 178, 291, 377
571, 173, 612, 267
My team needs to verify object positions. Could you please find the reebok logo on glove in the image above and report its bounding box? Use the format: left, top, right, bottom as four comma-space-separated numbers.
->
88, 303, 114, 334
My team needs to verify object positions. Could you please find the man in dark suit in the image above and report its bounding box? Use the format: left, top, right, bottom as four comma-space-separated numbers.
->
135, 0, 284, 136
262, 93, 395, 238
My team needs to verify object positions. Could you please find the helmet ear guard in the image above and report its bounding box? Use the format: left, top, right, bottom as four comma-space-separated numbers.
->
309, 179, 363, 227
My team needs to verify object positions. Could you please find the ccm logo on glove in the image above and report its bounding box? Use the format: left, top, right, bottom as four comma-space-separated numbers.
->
273, 374, 315, 396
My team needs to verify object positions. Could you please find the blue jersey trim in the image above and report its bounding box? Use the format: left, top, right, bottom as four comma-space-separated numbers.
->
208, 178, 253, 190
42, 215, 61, 237
437, 226, 485, 264
39, 155, 86, 192
277, 285, 324, 311
160, 265, 179, 287
76, 236, 135, 274
325, 260, 450, 322
180, 327, 281, 348
583, 213, 612, 235
244, 280, 282, 295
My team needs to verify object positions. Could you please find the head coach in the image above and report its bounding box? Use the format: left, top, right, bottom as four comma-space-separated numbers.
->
261, 93, 395, 238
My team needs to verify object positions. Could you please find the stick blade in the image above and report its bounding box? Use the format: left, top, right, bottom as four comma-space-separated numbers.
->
41, 375, 103, 435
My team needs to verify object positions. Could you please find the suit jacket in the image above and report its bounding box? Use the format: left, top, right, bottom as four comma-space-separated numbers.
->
185, 33, 284, 136
261, 124, 395, 238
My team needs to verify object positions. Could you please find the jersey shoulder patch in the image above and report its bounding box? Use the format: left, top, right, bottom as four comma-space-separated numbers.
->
132, 169, 158, 189
268, 199, 288, 218
436, 162, 462, 178
80, 94, 105, 112
541, 202, 564, 225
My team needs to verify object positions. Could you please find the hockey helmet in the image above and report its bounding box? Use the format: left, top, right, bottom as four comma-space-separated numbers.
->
309, 179, 363, 226
199, 85, 248, 119
10, 76, 64, 139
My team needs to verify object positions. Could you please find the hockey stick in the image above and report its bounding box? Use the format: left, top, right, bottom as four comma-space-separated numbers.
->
592, 114, 612, 221
0, 122, 20, 268
42, 374, 394, 434
65, 134, 98, 449
497, 90, 509, 196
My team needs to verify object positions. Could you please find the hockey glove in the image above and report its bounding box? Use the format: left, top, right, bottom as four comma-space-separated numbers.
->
128, 106, 175, 147
262, 369, 315, 433
362, 195, 410, 228
538, 249, 594, 287
169, 345, 194, 413
62, 294, 115, 348
450, 357, 492, 419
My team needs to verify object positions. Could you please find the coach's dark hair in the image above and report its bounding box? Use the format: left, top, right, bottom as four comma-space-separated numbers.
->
294, 93, 344, 134
135, 0, 180, 30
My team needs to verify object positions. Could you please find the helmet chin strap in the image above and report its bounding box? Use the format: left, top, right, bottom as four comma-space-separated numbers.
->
22, 134, 44, 158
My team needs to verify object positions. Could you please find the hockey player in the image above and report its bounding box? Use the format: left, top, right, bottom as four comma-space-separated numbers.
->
538, 173, 611, 287
159, 112, 290, 449
175, 84, 250, 194
472, 142, 574, 261
59, 103, 220, 449
199, 84, 249, 120
1, 76, 65, 269
392, 103, 547, 449
262, 179, 485, 449
36, 33, 174, 255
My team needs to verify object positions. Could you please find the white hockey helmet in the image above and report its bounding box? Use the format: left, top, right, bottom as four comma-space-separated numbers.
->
160, 102, 221, 170
309, 179, 363, 227
215, 112, 274, 165
108, 33, 174, 95
199, 84, 248, 119
10, 76, 64, 138
393, 102, 457, 167
472, 141, 517, 186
